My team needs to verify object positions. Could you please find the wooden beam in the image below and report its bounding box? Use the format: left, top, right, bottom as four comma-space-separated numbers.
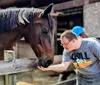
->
52, 78, 76, 85
0, 0, 26, 6
0, 58, 37, 75
54, 0, 85, 11
54, 0, 99, 11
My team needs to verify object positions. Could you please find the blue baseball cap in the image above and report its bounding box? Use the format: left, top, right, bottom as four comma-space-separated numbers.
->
72, 26, 84, 36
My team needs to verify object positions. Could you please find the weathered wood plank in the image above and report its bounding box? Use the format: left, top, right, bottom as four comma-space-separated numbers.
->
0, 76, 4, 85
0, 58, 37, 75
51, 78, 76, 85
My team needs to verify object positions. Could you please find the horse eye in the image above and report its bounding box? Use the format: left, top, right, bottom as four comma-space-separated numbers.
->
42, 27, 48, 35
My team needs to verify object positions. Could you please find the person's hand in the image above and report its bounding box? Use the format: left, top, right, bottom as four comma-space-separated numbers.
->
37, 66, 48, 71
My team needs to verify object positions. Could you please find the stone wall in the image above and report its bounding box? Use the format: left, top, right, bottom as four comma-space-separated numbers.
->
84, 2, 100, 37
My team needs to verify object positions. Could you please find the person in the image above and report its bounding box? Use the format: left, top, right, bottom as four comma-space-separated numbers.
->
60, 30, 100, 85
60, 26, 88, 81
72, 26, 87, 38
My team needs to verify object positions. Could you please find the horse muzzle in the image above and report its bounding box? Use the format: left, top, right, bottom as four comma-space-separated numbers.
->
38, 59, 53, 68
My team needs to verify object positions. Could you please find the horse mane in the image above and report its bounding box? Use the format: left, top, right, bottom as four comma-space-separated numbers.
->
0, 7, 42, 33
0, 7, 54, 35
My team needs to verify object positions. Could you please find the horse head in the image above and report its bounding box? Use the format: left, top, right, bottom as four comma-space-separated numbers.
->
20, 4, 55, 67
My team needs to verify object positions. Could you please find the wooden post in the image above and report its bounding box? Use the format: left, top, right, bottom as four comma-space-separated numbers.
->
4, 50, 16, 85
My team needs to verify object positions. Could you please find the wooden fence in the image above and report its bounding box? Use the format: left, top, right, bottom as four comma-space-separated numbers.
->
0, 50, 76, 85
0, 50, 37, 85
52, 78, 76, 85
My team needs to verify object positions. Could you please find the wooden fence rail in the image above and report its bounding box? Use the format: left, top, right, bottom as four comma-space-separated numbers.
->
0, 58, 37, 75
52, 78, 76, 85
0, 50, 38, 85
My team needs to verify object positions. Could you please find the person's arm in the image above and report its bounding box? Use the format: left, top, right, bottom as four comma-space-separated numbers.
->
37, 61, 71, 72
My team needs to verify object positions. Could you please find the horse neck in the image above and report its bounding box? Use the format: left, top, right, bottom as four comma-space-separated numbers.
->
0, 29, 23, 50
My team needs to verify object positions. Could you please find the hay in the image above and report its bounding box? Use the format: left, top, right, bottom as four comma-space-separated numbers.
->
17, 82, 34, 85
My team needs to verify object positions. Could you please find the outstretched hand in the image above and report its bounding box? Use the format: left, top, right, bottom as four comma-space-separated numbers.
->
37, 66, 48, 71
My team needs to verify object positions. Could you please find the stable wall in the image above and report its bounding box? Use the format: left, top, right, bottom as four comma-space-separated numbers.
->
84, 1, 100, 37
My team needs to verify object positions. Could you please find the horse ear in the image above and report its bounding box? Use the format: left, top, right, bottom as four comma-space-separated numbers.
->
41, 3, 54, 17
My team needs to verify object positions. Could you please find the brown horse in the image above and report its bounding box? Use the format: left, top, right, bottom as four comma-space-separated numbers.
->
0, 4, 55, 67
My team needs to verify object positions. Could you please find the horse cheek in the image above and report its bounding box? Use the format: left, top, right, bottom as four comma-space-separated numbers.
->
37, 44, 43, 53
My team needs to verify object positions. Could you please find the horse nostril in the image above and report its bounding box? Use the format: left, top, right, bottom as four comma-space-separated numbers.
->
38, 59, 43, 66
43, 59, 53, 68
46, 59, 53, 65
38, 59, 53, 68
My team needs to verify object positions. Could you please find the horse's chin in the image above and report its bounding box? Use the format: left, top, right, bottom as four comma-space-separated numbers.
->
38, 59, 53, 68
